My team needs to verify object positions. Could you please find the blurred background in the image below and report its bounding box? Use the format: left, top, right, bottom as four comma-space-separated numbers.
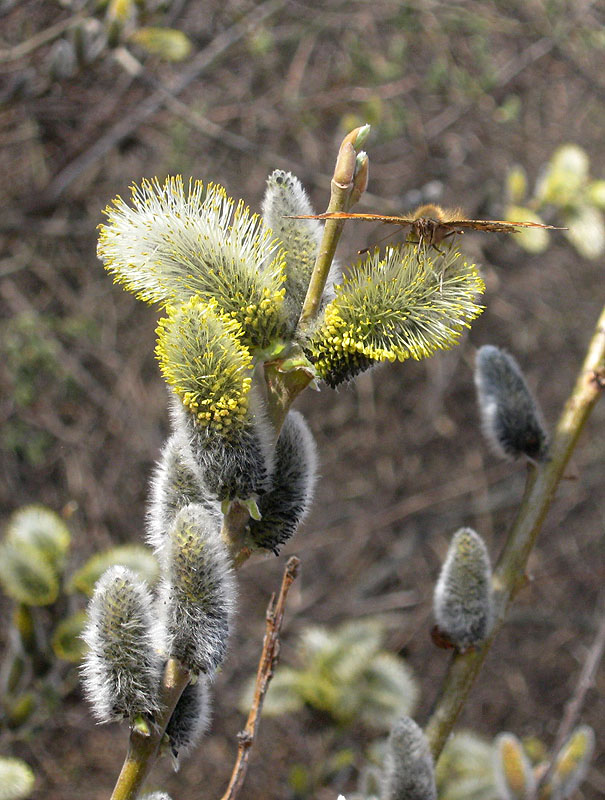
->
0, 1, 604, 798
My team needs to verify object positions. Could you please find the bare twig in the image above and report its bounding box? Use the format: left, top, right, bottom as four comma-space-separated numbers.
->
0, 11, 86, 63
538, 602, 605, 790
424, 303, 605, 759
220, 556, 301, 800
41, 0, 286, 203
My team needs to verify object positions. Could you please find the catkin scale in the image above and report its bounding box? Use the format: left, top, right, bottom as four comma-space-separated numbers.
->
382, 716, 437, 800
160, 504, 235, 675
475, 345, 548, 461
81, 566, 163, 723
433, 527, 493, 651
248, 410, 318, 553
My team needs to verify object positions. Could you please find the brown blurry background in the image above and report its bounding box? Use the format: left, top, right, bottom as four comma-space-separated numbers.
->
0, 1, 604, 798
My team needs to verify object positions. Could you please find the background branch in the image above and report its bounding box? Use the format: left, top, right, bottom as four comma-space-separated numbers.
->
220, 556, 301, 800
425, 302, 605, 758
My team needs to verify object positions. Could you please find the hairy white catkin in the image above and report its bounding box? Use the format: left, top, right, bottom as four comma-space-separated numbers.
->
248, 409, 318, 553
169, 388, 275, 503
147, 433, 221, 558
382, 716, 437, 800
81, 566, 164, 723
262, 169, 341, 328
433, 527, 493, 651
165, 677, 212, 767
475, 345, 548, 462
158, 503, 236, 675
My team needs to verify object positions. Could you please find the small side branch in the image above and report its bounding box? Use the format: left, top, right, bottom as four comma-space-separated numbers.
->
538, 603, 605, 789
220, 556, 301, 800
424, 304, 605, 759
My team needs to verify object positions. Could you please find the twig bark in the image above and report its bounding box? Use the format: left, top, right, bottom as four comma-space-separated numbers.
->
424, 303, 605, 759
220, 556, 301, 800
110, 658, 191, 800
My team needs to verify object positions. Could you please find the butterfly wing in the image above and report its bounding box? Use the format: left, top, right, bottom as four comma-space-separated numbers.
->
285, 212, 415, 226
446, 219, 563, 232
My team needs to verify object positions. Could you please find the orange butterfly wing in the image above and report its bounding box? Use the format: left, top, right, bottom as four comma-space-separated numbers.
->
438, 219, 563, 232
286, 212, 415, 226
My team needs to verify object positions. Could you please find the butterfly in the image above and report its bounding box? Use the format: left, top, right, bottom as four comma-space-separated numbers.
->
286, 203, 564, 248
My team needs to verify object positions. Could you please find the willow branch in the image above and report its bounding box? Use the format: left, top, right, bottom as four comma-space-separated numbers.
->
110, 659, 191, 800
220, 556, 301, 800
297, 125, 370, 330
425, 303, 605, 759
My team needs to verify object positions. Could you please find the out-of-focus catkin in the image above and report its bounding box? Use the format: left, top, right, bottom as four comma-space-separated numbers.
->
475, 345, 548, 462
433, 527, 493, 651
382, 716, 437, 800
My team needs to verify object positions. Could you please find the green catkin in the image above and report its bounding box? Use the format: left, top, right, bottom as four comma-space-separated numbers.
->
475, 345, 548, 462
170, 388, 275, 503
433, 527, 493, 651
261, 170, 340, 329
160, 504, 235, 675
382, 716, 437, 800
248, 409, 317, 553
550, 726, 595, 800
81, 566, 163, 723
305, 245, 484, 387
98, 177, 288, 349
493, 733, 536, 800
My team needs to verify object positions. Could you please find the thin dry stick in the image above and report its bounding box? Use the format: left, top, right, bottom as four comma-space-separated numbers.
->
220, 556, 301, 800
424, 303, 605, 759
538, 602, 605, 790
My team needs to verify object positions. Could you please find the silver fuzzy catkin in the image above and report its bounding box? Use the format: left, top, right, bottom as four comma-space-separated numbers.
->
160, 504, 236, 675
170, 389, 275, 503
147, 434, 221, 557
165, 677, 211, 767
382, 716, 437, 800
262, 170, 340, 327
81, 566, 163, 723
433, 527, 493, 651
248, 410, 318, 554
475, 345, 548, 462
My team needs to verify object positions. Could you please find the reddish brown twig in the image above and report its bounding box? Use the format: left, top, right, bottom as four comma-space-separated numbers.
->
220, 556, 300, 800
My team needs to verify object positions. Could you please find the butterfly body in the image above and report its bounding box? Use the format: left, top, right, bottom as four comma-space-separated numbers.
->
286, 203, 563, 247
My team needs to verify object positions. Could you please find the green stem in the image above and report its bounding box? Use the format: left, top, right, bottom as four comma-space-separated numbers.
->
110, 659, 191, 800
425, 303, 605, 759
